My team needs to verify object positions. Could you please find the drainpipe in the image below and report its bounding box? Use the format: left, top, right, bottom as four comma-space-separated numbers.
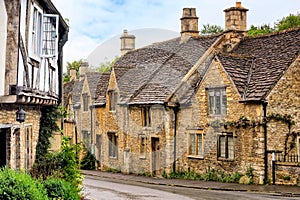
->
90, 105, 94, 155
263, 101, 268, 184
172, 106, 179, 173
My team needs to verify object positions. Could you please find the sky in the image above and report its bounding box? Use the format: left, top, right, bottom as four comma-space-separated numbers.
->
51, 0, 300, 68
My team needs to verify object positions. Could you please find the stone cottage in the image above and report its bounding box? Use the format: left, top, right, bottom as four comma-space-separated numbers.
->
95, 2, 300, 184
0, 0, 68, 169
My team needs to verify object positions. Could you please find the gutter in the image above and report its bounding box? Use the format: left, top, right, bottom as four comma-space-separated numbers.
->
262, 101, 268, 184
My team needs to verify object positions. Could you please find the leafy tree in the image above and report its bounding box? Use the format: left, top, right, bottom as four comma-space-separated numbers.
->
90, 56, 119, 73
247, 24, 275, 36
63, 60, 82, 83
248, 13, 300, 36
276, 13, 300, 31
200, 24, 224, 35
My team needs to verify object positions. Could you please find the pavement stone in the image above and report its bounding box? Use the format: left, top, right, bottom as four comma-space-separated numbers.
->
82, 170, 300, 197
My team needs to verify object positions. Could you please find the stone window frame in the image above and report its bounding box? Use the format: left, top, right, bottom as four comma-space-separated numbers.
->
206, 86, 227, 116
141, 106, 151, 127
139, 134, 146, 159
217, 132, 234, 161
187, 129, 205, 159
108, 132, 118, 159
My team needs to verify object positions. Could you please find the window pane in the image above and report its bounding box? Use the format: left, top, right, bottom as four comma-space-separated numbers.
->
209, 95, 214, 114
190, 134, 196, 155
197, 135, 203, 157
228, 136, 234, 159
221, 89, 227, 115
215, 90, 221, 115
220, 136, 226, 158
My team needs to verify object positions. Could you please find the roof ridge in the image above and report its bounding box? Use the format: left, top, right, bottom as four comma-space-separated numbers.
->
245, 26, 300, 39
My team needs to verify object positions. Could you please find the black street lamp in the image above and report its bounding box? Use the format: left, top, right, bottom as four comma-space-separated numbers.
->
16, 108, 26, 123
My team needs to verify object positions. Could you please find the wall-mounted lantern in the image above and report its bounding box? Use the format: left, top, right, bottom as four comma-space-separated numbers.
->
16, 108, 26, 123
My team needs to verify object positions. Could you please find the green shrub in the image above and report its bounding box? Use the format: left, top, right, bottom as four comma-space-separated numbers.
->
80, 148, 96, 170
43, 178, 81, 200
0, 167, 48, 200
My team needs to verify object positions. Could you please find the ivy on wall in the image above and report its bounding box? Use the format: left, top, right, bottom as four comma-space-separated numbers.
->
35, 106, 60, 162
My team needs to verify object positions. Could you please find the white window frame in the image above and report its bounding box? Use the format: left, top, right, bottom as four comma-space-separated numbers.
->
187, 130, 204, 159
29, 4, 59, 61
41, 14, 59, 58
29, 3, 43, 61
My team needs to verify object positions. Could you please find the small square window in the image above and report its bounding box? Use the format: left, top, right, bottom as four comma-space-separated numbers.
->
139, 135, 146, 157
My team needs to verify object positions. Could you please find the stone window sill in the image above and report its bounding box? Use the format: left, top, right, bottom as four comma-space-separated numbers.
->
217, 157, 234, 162
187, 155, 204, 160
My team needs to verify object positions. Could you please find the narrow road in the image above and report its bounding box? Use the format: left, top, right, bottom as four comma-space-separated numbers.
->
83, 175, 300, 200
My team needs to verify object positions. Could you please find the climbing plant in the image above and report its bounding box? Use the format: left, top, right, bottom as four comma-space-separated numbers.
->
35, 106, 61, 162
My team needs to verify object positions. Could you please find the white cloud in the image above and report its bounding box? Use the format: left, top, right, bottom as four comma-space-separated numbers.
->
52, 0, 300, 69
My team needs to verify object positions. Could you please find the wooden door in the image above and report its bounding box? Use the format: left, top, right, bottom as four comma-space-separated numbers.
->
151, 137, 160, 175
0, 129, 7, 167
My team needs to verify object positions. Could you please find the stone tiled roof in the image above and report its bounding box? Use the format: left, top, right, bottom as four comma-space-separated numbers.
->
114, 35, 220, 104
63, 80, 75, 107
72, 80, 84, 104
86, 72, 104, 100
221, 28, 300, 101
94, 72, 111, 105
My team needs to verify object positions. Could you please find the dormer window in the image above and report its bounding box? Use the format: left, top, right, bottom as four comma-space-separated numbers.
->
108, 90, 117, 111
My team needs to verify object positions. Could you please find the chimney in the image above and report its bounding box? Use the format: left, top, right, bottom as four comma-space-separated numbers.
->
120, 30, 135, 56
180, 8, 199, 37
69, 67, 77, 81
79, 60, 89, 81
224, 2, 248, 31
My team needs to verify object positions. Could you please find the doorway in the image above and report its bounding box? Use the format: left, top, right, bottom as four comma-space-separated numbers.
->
0, 129, 7, 167
151, 137, 160, 175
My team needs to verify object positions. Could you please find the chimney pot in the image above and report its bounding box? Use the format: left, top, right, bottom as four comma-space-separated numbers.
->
236, 2, 242, 8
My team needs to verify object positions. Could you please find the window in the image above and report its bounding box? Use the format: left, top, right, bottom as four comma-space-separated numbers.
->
142, 107, 151, 127
208, 88, 227, 115
29, 4, 58, 59
189, 133, 204, 157
139, 135, 146, 157
30, 6, 43, 58
42, 14, 58, 57
108, 91, 116, 111
218, 133, 234, 159
82, 93, 89, 111
108, 132, 118, 158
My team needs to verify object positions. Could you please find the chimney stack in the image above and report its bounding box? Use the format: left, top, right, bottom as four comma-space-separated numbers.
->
69, 67, 77, 81
79, 60, 89, 81
224, 2, 248, 31
181, 8, 199, 37
120, 30, 135, 56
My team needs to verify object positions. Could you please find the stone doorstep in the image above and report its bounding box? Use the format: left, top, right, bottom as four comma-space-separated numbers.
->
82, 171, 300, 197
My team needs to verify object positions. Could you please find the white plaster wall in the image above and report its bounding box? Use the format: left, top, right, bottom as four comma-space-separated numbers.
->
17, 0, 27, 87
0, 0, 7, 95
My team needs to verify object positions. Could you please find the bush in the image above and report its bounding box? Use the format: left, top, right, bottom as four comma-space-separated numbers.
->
0, 167, 48, 200
43, 178, 81, 200
80, 147, 96, 170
